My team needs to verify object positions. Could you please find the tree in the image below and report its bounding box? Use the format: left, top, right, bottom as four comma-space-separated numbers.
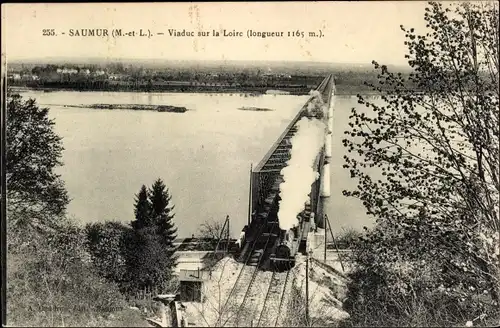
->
342, 2, 499, 326
126, 179, 179, 293
197, 219, 229, 268
84, 221, 131, 288
149, 178, 178, 248
198, 219, 226, 249
131, 185, 152, 230
6, 93, 69, 230
124, 225, 175, 295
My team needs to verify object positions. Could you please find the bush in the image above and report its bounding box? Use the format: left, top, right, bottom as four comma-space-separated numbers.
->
341, 228, 499, 327
7, 220, 137, 327
84, 221, 132, 291
333, 227, 362, 250
124, 225, 177, 295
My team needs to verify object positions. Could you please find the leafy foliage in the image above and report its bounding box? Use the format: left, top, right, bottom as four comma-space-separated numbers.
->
84, 221, 131, 289
6, 93, 69, 228
6, 213, 138, 326
342, 2, 499, 326
332, 227, 363, 250
124, 226, 176, 294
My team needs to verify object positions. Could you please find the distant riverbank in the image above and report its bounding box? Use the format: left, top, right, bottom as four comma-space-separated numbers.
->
8, 82, 314, 95
8, 85, 382, 96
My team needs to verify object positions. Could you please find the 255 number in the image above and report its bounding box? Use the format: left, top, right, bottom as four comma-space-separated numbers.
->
42, 29, 56, 36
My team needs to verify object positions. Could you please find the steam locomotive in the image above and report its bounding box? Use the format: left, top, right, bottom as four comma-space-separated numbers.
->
269, 202, 315, 270
234, 196, 318, 270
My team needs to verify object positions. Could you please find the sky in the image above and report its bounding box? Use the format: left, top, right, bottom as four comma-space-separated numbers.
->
1, 2, 435, 65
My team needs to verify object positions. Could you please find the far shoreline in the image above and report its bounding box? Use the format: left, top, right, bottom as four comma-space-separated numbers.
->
8, 85, 382, 97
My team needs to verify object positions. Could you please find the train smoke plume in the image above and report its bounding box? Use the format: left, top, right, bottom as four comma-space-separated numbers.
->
277, 115, 326, 231
305, 90, 328, 119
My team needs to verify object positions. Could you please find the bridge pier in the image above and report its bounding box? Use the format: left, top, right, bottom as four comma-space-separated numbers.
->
317, 75, 335, 230
306, 228, 325, 255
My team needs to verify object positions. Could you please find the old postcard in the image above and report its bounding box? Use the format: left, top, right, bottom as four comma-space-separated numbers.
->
2, 1, 499, 327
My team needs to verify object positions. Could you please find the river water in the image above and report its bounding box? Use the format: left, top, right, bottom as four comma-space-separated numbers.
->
20, 90, 373, 237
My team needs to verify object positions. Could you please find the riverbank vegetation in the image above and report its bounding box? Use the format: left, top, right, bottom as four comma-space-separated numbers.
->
5, 93, 180, 326
341, 2, 499, 327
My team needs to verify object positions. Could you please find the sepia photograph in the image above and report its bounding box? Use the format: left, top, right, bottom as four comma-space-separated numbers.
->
1, 1, 499, 327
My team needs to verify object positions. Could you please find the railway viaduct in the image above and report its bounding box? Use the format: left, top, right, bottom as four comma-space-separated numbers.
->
153, 76, 346, 328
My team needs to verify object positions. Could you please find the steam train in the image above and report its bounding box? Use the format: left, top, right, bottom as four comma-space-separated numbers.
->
272, 225, 300, 268
269, 201, 316, 270
235, 190, 317, 271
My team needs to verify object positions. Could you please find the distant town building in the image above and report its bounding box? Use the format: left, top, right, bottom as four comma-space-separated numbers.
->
57, 68, 78, 74
108, 73, 126, 80
21, 74, 39, 81
8, 73, 21, 80
263, 72, 292, 79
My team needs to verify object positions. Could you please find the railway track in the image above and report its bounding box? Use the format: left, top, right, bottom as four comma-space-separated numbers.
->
216, 220, 265, 326
219, 221, 280, 327
255, 268, 291, 327
232, 222, 280, 325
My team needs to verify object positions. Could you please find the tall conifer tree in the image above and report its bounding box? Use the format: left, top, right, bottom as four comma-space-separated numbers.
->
131, 185, 151, 230
148, 179, 178, 270
148, 179, 178, 248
